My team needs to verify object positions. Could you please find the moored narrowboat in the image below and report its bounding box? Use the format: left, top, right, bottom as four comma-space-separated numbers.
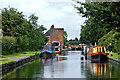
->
40, 44, 55, 60
87, 46, 108, 62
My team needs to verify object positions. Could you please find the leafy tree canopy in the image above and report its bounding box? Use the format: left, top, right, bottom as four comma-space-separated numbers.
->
74, 1, 120, 44
1, 7, 48, 54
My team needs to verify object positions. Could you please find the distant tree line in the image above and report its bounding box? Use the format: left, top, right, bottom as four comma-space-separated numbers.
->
1, 7, 48, 55
69, 37, 81, 45
64, 31, 80, 45
75, 2, 120, 52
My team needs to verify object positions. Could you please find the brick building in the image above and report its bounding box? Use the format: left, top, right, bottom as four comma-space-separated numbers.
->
45, 25, 64, 49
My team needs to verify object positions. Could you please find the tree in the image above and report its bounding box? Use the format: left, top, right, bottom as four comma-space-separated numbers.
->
2, 7, 24, 36
75, 37, 78, 41
64, 31, 68, 45
1, 7, 48, 54
29, 14, 38, 29
74, 1, 120, 44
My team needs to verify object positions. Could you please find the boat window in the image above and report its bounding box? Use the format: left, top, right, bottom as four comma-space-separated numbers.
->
100, 47, 102, 52
95, 46, 106, 52
93, 47, 96, 53
97, 47, 98, 52
97, 47, 102, 52
88, 47, 92, 54
99, 47, 101, 52
97, 47, 101, 52
102, 47, 105, 52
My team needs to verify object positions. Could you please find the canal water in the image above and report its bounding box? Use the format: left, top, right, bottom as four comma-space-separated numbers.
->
1, 51, 120, 79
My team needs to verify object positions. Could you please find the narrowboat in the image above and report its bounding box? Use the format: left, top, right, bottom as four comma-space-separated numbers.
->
87, 46, 108, 62
40, 44, 55, 60
52, 41, 61, 55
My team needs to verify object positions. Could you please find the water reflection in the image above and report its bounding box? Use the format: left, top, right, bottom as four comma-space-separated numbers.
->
41, 51, 67, 65
42, 51, 67, 78
2, 59, 43, 79
44, 62, 65, 78
55, 55, 67, 62
80, 61, 88, 77
55, 51, 67, 62
109, 63, 112, 78
41, 58, 53, 65
87, 61, 120, 79
43, 51, 87, 78
91, 63, 107, 77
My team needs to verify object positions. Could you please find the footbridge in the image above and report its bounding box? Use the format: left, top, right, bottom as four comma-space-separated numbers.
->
66, 44, 85, 50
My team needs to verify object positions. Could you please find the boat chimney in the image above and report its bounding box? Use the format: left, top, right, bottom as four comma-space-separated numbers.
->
95, 42, 96, 46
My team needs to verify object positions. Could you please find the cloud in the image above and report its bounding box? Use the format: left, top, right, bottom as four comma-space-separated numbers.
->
0, 0, 87, 40
46, 0, 73, 2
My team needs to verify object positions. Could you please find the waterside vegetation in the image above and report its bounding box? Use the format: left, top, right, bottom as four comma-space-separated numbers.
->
1, 7, 48, 55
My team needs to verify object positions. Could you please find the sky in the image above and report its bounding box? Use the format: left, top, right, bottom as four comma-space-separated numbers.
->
0, 0, 87, 40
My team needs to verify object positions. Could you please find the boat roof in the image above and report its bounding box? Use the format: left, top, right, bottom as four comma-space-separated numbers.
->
89, 46, 105, 48
43, 45, 52, 50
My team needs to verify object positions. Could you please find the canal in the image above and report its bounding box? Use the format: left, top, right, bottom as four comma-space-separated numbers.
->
1, 51, 120, 79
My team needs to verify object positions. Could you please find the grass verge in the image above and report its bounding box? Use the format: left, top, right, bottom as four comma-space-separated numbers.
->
0, 59, 15, 65
107, 51, 120, 60
0, 50, 41, 65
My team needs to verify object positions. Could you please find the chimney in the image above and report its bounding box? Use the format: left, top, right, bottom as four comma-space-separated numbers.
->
51, 24, 54, 29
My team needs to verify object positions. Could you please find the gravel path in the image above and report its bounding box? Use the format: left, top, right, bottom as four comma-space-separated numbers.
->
0, 57, 6, 60
9, 56, 28, 61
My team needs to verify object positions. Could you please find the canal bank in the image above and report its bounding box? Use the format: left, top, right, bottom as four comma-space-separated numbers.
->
1, 54, 40, 78
109, 58, 120, 66
108, 52, 120, 65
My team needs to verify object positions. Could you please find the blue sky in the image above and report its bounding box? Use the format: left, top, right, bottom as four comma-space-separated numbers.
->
0, 0, 87, 40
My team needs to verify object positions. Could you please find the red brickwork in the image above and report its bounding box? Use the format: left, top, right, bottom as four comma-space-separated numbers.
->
45, 25, 64, 49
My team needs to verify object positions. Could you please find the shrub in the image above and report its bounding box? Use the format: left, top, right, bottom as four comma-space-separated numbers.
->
2, 36, 16, 55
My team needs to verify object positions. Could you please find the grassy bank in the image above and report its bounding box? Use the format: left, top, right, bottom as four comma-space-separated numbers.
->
107, 51, 120, 60
0, 50, 41, 65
